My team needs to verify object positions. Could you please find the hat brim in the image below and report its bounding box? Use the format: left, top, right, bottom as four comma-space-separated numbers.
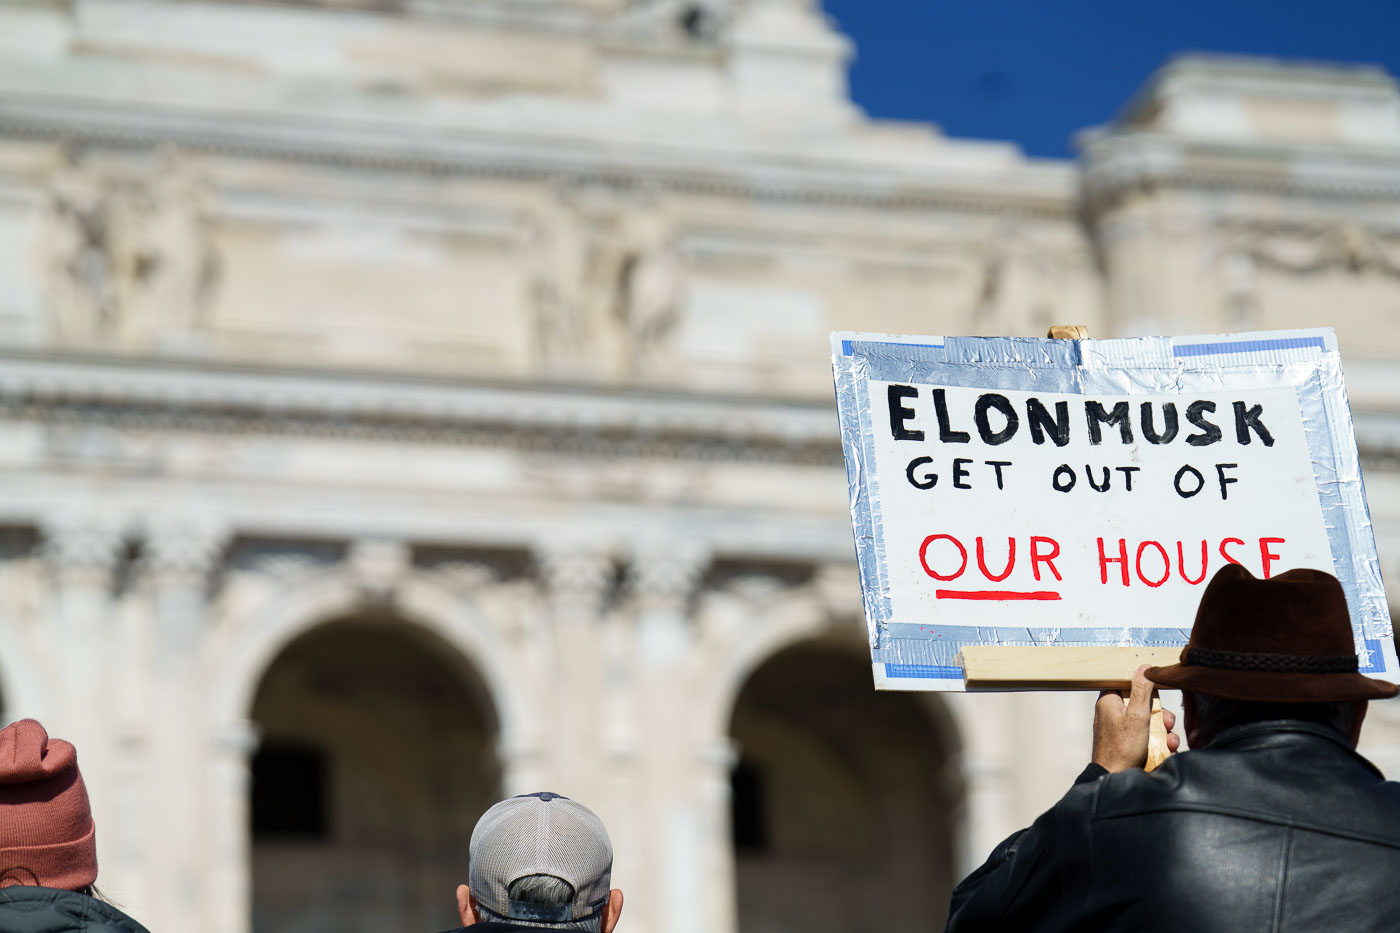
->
1146, 663, 1399, 704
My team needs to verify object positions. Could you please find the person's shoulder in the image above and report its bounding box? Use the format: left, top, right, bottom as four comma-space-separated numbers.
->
1092, 743, 1400, 832
436, 918, 568, 924
1034, 764, 1110, 825
1083, 747, 1257, 820
0, 887, 150, 933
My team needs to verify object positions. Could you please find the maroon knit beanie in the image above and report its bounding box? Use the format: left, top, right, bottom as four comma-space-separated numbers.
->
0, 719, 97, 890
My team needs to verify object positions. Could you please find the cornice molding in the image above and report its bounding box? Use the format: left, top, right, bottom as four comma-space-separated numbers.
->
0, 101, 1077, 220
0, 349, 845, 467
1081, 131, 1400, 210
6, 349, 1400, 469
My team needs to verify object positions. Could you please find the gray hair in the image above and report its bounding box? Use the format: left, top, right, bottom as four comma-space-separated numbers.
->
475, 874, 603, 932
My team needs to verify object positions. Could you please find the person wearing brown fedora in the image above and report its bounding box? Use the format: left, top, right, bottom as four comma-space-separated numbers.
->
0, 719, 150, 933
944, 564, 1400, 933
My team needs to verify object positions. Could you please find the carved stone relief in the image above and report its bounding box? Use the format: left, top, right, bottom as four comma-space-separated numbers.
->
143, 516, 229, 589
1225, 221, 1400, 278
534, 542, 615, 618
114, 148, 222, 342
525, 186, 687, 375
1213, 220, 1400, 327
40, 146, 221, 346
969, 227, 1063, 338
346, 537, 410, 603
626, 543, 708, 614
42, 148, 114, 341
426, 560, 501, 595
609, 208, 685, 373
527, 185, 595, 364
616, 0, 730, 44
40, 515, 125, 587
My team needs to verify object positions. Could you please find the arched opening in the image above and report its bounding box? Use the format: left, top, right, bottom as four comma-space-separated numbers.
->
249, 615, 501, 933
728, 640, 958, 932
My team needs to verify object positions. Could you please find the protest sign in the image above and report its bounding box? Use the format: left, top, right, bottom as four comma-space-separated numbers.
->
831, 329, 1397, 691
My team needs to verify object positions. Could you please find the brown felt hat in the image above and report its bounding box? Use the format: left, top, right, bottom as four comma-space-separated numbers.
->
1146, 564, 1398, 703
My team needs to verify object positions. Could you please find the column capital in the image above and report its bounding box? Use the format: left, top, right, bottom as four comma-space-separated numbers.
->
626, 542, 709, 613
41, 514, 125, 586
534, 541, 614, 616
698, 737, 740, 773
212, 720, 261, 758
143, 515, 229, 586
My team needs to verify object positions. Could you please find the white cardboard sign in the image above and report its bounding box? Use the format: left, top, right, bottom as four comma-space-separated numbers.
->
831, 330, 1396, 691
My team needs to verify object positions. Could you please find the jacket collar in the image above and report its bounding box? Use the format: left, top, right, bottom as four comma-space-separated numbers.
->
436, 918, 568, 924
1206, 719, 1383, 779
0, 886, 151, 932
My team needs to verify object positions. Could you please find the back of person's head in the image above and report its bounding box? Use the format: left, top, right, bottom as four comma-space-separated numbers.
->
476, 874, 599, 932
462, 792, 619, 932
0, 719, 97, 892
1148, 565, 1397, 745
1187, 694, 1360, 739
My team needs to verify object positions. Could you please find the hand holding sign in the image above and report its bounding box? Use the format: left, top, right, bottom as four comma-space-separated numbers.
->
1092, 666, 1179, 772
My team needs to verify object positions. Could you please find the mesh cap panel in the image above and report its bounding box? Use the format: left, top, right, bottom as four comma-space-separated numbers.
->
469, 792, 614, 922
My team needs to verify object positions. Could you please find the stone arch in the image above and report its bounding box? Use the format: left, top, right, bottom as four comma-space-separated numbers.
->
207, 568, 527, 743
249, 619, 499, 932
697, 587, 964, 759
698, 588, 840, 745
698, 588, 964, 933
202, 566, 534, 933
727, 640, 960, 932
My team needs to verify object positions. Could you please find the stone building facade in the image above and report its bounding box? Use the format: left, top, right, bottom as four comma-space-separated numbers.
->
0, 2, 1399, 932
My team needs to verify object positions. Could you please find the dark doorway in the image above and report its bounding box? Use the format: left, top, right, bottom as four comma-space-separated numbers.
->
250, 617, 500, 933
729, 641, 958, 932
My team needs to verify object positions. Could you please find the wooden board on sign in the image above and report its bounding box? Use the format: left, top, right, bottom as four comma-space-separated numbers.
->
958, 645, 1182, 690
961, 644, 1178, 770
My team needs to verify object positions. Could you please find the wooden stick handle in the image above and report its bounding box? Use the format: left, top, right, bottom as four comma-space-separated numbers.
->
1146, 696, 1170, 772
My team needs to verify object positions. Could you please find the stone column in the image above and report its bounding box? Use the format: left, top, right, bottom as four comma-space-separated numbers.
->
208, 720, 259, 933
630, 544, 707, 664
496, 733, 551, 799
40, 514, 123, 887
532, 542, 613, 795
626, 543, 709, 933
143, 516, 227, 933
697, 738, 740, 933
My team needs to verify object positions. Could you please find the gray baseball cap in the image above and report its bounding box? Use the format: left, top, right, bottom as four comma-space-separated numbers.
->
469, 792, 614, 924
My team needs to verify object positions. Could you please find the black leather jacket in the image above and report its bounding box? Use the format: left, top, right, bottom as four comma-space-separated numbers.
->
945, 720, 1400, 932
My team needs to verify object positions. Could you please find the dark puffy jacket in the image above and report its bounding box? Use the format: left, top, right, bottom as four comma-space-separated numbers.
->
945, 720, 1400, 932
0, 887, 149, 933
439, 918, 588, 924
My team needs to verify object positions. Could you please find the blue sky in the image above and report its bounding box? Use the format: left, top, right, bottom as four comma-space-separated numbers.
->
821, 0, 1400, 159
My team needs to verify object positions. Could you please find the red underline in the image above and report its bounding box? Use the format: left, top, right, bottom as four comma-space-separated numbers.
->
936, 589, 1062, 601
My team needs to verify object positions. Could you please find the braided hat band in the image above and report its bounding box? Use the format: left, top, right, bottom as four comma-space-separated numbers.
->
1147, 565, 1398, 703
1186, 646, 1359, 675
